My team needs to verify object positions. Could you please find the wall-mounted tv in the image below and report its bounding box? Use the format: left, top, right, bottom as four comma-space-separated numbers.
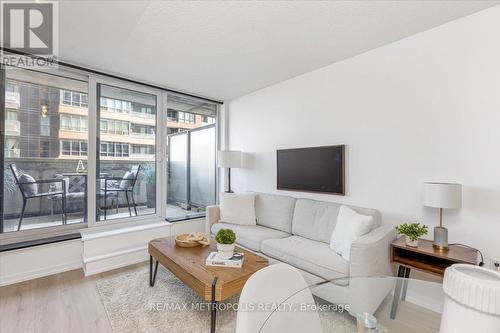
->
277, 145, 345, 195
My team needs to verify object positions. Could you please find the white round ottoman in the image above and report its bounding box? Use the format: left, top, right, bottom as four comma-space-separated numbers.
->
440, 264, 500, 333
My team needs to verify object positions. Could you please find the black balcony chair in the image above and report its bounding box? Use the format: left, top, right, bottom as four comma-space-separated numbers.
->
100, 165, 141, 220
50, 174, 86, 221
9, 164, 67, 231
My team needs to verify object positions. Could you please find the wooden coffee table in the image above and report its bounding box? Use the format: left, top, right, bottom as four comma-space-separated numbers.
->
148, 237, 269, 333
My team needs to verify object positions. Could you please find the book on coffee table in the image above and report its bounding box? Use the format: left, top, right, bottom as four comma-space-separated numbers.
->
206, 252, 244, 268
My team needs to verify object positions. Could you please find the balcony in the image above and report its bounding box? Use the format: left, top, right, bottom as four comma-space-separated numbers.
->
130, 132, 155, 139
2, 158, 157, 232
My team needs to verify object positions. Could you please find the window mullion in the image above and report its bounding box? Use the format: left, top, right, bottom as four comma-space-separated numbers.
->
87, 76, 98, 227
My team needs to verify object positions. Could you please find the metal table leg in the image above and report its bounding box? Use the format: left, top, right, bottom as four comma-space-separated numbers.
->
401, 267, 410, 301
390, 265, 406, 319
149, 255, 158, 287
211, 277, 218, 333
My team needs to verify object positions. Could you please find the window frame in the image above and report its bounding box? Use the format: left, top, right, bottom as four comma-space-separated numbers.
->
0, 63, 220, 245
91, 77, 165, 227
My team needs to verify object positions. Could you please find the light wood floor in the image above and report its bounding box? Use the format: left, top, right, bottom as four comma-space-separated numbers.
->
0, 263, 146, 333
1, 262, 441, 333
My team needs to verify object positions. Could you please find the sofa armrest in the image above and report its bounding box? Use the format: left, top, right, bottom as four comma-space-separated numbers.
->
349, 226, 396, 277
205, 205, 220, 234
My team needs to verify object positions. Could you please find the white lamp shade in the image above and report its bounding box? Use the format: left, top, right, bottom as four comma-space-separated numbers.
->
217, 150, 242, 168
423, 182, 462, 209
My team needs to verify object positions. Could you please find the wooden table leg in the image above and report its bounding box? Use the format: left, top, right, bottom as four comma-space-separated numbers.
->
390, 265, 406, 319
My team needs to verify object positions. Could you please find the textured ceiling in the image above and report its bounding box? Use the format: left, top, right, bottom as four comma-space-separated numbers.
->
58, 1, 499, 100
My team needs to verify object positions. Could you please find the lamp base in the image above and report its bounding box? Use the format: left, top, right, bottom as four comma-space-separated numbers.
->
433, 226, 449, 251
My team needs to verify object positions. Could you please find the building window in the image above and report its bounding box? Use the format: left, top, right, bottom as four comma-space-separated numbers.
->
100, 97, 132, 114
131, 144, 155, 155
40, 116, 50, 137
60, 114, 88, 132
130, 124, 155, 136
61, 90, 88, 108
6, 110, 18, 121
100, 119, 129, 135
178, 111, 195, 124
202, 115, 215, 125
5, 137, 20, 157
100, 141, 130, 157
61, 140, 88, 156
167, 110, 195, 124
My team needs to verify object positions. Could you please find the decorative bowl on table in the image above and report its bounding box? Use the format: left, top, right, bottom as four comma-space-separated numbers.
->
175, 232, 210, 248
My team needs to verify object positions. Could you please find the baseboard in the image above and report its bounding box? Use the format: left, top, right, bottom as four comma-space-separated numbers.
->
0, 260, 83, 287
83, 246, 149, 276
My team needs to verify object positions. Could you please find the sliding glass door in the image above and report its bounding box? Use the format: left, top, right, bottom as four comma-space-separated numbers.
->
96, 83, 158, 222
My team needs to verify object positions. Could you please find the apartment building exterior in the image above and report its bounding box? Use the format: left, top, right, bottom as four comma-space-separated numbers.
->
4, 79, 215, 161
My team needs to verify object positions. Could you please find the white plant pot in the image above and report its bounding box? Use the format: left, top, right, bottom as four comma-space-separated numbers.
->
405, 236, 418, 247
217, 243, 235, 259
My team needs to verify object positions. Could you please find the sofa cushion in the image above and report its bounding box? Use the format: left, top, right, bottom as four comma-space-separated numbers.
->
211, 222, 290, 252
19, 173, 38, 196
292, 198, 382, 243
255, 193, 296, 233
261, 236, 349, 282
219, 192, 256, 226
292, 199, 341, 243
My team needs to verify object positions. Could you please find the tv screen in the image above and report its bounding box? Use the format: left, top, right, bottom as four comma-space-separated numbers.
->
277, 145, 345, 195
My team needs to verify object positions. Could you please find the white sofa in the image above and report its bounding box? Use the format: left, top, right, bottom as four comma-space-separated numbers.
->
206, 192, 396, 316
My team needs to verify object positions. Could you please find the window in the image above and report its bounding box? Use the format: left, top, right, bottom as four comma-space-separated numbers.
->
97, 84, 157, 222
61, 140, 88, 156
130, 124, 155, 137
100, 97, 132, 113
5, 137, 19, 157
166, 93, 217, 221
2, 69, 89, 235
178, 111, 196, 124
6, 110, 18, 120
60, 114, 88, 132
99, 141, 129, 157
61, 90, 88, 108
131, 144, 155, 156
1, 61, 219, 245
40, 115, 50, 137
167, 110, 178, 121
100, 119, 129, 135
202, 115, 216, 125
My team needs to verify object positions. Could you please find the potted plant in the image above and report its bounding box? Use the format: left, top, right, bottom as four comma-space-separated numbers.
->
396, 223, 428, 247
215, 228, 236, 259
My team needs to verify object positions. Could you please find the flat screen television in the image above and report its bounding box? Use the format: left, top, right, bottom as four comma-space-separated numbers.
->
277, 145, 345, 195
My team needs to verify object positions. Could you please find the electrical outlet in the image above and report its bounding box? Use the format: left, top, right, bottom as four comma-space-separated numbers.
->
491, 258, 500, 272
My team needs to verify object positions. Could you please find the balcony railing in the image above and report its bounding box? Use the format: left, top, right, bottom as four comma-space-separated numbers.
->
130, 132, 155, 139
2, 158, 156, 232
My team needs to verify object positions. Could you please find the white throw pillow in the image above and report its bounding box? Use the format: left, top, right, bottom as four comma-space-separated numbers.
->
329, 205, 374, 261
219, 192, 256, 226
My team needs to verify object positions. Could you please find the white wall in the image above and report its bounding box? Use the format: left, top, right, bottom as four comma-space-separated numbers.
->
0, 239, 82, 286
0, 218, 205, 286
227, 6, 500, 266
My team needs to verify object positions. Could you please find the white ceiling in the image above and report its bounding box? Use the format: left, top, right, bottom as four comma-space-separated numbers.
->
58, 1, 499, 101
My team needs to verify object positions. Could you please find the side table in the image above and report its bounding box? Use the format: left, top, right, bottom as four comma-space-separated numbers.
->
390, 236, 478, 319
